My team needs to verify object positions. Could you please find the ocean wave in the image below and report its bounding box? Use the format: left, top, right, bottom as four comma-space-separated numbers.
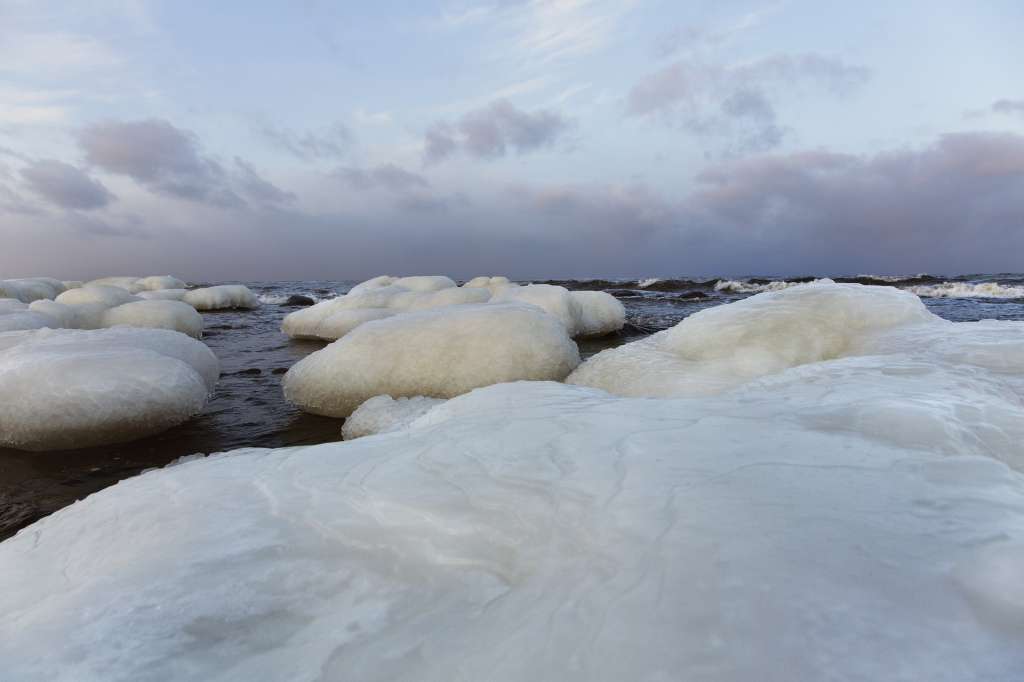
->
714, 279, 826, 294
637, 278, 661, 288
906, 282, 1024, 299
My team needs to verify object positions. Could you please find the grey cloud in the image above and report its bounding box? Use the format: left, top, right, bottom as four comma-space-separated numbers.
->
334, 163, 429, 192
993, 99, 1024, 116
423, 99, 572, 164
20, 159, 114, 210
627, 53, 869, 153
78, 119, 240, 206
233, 157, 296, 204
260, 122, 351, 161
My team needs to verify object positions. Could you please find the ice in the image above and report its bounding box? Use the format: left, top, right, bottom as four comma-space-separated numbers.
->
2, 371, 1023, 678
569, 280, 936, 397
341, 394, 446, 439
491, 284, 625, 337
56, 284, 139, 307
182, 284, 259, 310
29, 300, 107, 329
283, 302, 581, 416
87, 276, 145, 292
136, 288, 187, 301
102, 300, 204, 339
0, 277, 66, 303
907, 281, 1024, 299
571, 290, 626, 337
463, 275, 513, 293
0, 310, 60, 332
135, 275, 187, 291
0, 298, 28, 314
0, 327, 218, 450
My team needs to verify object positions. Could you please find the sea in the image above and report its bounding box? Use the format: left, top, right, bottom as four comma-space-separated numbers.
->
3, 272, 1024, 539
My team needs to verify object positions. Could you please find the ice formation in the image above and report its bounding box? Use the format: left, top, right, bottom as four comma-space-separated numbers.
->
283, 303, 581, 416
56, 284, 139, 308
569, 279, 936, 397
0, 327, 218, 450
136, 288, 187, 301
182, 284, 259, 310
101, 300, 204, 339
0, 277, 67, 303
3, 359, 1024, 678
283, 275, 624, 341
341, 394, 445, 439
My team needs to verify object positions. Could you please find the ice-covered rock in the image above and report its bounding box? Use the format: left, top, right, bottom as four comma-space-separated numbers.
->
102, 300, 204, 339
3, 364, 1024, 678
183, 284, 259, 310
135, 275, 187, 291
0, 327, 218, 451
55, 284, 139, 308
570, 290, 626, 337
569, 280, 936, 397
284, 303, 581, 416
491, 283, 625, 337
463, 275, 513, 293
136, 288, 187, 301
341, 394, 446, 439
87, 276, 145, 292
0, 277, 66, 303
0, 310, 60, 332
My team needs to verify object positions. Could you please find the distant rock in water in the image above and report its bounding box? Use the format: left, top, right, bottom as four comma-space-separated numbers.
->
284, 295, 315, 307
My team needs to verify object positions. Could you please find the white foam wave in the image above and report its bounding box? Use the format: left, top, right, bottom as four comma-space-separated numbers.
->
714, 279, 827, 294
637, 278, 661, 288
906, 282, 1024, 299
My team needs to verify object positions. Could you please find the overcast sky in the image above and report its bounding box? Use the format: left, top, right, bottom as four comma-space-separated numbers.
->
1, 0, 1023, 280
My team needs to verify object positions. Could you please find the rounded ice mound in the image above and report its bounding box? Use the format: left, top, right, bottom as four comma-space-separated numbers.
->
0, 310, 60, 332
0, 277, 66, 303
135, 275, 186, 291
283, 302, 581, 417
29, 300, 106, 330
0, 327, 218, 451
282, 280, 490, 341
0, 299, 28, 314
463, 275, 511, 292
102, 300, 204, 339
56, 284, 139, 308
342, 394, 446, 439
569, 280, 936, 397
86, 276, 144, 292
491, 284, 625, 337
136, 288, 186, 301
183, 284, 258, 310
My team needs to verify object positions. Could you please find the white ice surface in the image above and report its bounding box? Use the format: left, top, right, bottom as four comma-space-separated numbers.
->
56, 284, 139, 308
102, 300, 204, 339
341, 394, 446, 439
0, 327, 218, 450
2, 373, 1023, 679
284, 302, 581, 416
183, 285, 259, 310
0, 277, 66, 302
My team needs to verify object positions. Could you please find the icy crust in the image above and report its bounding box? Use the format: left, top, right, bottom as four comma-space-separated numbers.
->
183, 285, 259, 310
283, 303, 581, 417
0, 327, 218, 451
569, 280, 936, 397
0, 277, 67, 303
2, 378, 1024, 680
341, 395, 445, 439
283, 275, 624, 341
101, 300, 204, 339
86, 275, 187, 293
56, 284, 139, 307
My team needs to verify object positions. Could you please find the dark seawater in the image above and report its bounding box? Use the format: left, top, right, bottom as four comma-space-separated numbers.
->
3, 274, 1024, 539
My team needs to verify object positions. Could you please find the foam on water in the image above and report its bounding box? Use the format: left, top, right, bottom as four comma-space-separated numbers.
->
908, 281, 1024, 299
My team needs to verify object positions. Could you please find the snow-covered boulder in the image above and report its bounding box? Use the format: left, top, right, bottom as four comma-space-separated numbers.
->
569, 279, 935, 397
491, 284, 625, 337
183, 284, 259, 310
341, 394, 445, 439
0, 277, 66, 303
136, 288, 187, 301
55, 284, 139, 308
3, 352, 1024, 679
0, 327, 218, 451
102, 300, 204, 339
283, 303, 581, 417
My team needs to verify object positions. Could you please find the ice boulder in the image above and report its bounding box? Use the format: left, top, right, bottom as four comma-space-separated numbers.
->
56, 284, 139, 308
135, 275, 187, 291
183, 284, 258, 310
28, 300, 107, 330
0, 327, 218, 451
569, 280, 936, 397
347, 275, 456, 296
3, 372, 1024, 679
136, 288, 187, 301
491, 284, 625, 337
0, 277, 66, 303
282, 282, 490, 341
0, 310, 60, 332
341, 394, 446, 439
283, 303, 581, 416
86, 276, 145, 292
102, 300, 204, 339
463, 275, 512, 293
0, 299, 28, 314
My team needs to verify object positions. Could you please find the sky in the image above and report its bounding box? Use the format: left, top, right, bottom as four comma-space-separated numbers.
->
1, 0, 1023, 280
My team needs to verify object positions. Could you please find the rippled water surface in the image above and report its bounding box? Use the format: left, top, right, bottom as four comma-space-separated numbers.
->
3, 274, 1024, 539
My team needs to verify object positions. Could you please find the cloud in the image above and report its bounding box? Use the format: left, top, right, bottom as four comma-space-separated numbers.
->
20, 159, 115, 210
423, 99, 572, 164
627, 53, 869, 153
233, 157, 296, 205
334, 164, 429, 192
0, 32, 119, 75
260, 123, 351, 161
77, 118, 292, 207
993, 99, 1024, 116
